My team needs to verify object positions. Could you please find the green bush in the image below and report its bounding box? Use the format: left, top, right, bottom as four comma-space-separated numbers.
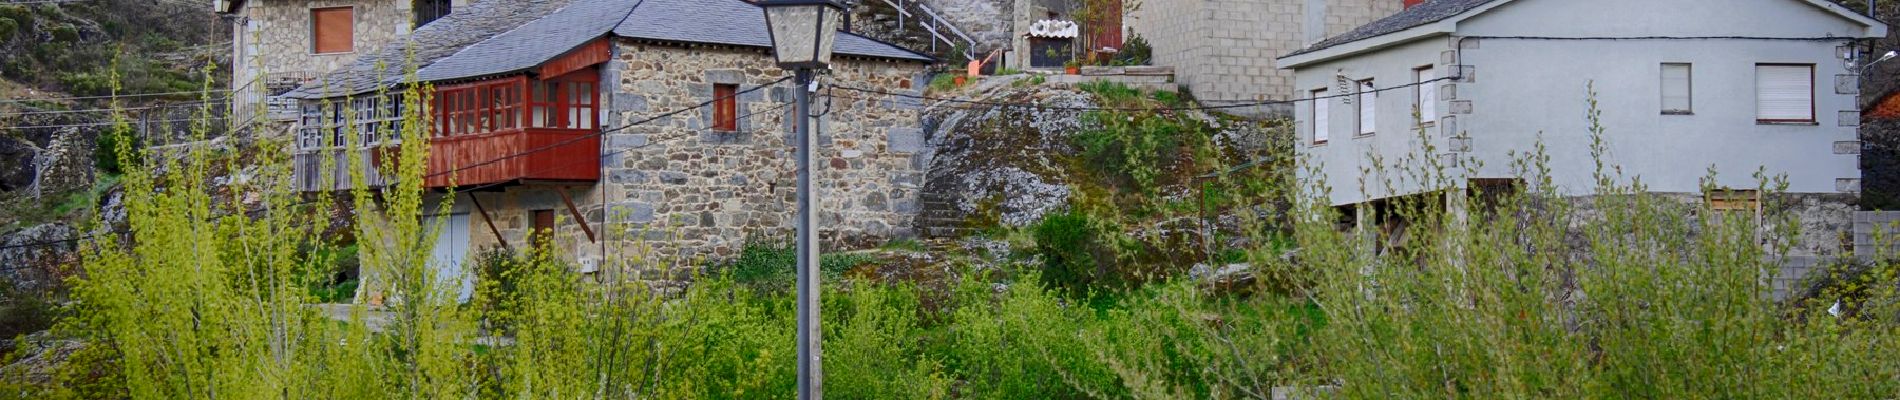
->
47, 23, 75, 42
1033, 210, 1120, 298
1114, 34, 1153, 65
92, 123, 140, 175
0, 286, 57, 340
0, 17, 18, 42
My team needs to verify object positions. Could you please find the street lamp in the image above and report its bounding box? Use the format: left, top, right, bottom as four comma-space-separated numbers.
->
759, 1, 846, 398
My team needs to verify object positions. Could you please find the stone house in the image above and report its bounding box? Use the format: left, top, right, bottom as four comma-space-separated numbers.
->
1277, 0, 1885, 257
1125, 0, 1407, 115
228, 0, 933, 297
216, 0, 469, 126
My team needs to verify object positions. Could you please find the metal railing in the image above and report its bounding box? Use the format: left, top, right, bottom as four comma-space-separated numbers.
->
876, 0, 979, 61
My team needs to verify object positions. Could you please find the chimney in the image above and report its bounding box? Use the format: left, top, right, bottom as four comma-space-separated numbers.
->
1304, 0, 1327, 46
1404, 0, 1426, 9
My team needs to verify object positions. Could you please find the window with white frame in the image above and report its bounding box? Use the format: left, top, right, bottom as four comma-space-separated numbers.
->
1415, 66, 1436, 124
1312, 89, 1330, 144
1756, 64, 1814, 123
1357, 80, 1376, 136
1661, 63, 1692, 114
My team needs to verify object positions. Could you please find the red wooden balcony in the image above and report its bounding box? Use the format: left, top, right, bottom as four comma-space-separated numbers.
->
424, 72, 602, 189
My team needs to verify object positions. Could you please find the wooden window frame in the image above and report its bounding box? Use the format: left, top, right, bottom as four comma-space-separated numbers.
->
527, 72, 600, 131
310, 6, 355, 55
1754, 63, 1816, 124
434, 77, 526, 137
713, 83, 739, 132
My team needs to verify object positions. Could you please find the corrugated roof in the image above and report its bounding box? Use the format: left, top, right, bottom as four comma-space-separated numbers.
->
1281, 0, 1499, 59
284, 0, 574, 99
413, 0, 935, 86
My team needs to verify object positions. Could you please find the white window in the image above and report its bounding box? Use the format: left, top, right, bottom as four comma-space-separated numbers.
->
1756, 64, 1814, 122
1312, 89, 1330, 144
1661, 63, 1692, 114
1357, 80, 1376, 136
1415, 66, 1437, 124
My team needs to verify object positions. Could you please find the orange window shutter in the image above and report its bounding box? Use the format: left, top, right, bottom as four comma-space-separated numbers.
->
312, 7, 354, 54
714, 84, 737, 131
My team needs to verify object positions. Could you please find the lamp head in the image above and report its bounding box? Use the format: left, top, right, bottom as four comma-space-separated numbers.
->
759, 0, 849, 70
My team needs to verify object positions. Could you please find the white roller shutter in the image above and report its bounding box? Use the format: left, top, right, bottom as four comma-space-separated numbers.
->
1359, 80, 1376, 135
1313, 89, 1330, 143
1661, 63, 1692, 114
1416, 67, 1437, 123
1756, 65, 1813, 121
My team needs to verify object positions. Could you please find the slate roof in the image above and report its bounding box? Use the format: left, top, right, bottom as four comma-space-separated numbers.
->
1281, 0, 1499, 59
418, 0, 933, 83
284, 0, 574, 99
294, 0, 933, 98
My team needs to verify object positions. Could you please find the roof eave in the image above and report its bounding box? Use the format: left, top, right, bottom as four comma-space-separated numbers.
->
1800, 0, 1888, 38
1277, 23, 1453, 70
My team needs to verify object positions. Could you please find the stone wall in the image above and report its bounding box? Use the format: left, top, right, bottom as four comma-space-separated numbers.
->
1126, 0, 1402, 116
229, 0, 412, 121
450, 41, 929, 274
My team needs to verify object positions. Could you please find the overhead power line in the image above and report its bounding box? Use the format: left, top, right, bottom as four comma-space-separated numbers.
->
832, 76, 1458, 112
0, 78, 794, 254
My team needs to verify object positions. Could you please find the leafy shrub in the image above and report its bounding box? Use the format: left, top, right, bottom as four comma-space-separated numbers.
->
1114, 34, 1152, 65
1074, 110, 1189, 193
472, 246, 523, 330
1033, 210, 1120, 298
926, 73, 957, 93
0, 17, 17, 42
92, 123, 140, 175
722, 240, 882, 291
0, 286, 57, 339
47, 23, 75, 42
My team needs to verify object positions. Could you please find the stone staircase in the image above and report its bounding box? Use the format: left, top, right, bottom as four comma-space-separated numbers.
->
914, 189, 969, 239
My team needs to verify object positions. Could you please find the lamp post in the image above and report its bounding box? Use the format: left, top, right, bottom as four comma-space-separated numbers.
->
760, 1, 845, 398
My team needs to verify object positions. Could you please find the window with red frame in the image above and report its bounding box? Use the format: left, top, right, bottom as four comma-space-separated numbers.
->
435, 77, 524, 136
529, 75, 599, 130
434, 74, 598, 137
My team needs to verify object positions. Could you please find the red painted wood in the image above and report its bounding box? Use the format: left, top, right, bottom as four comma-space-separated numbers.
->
423, 127, 601, 188
1088, 0, 1123, 51
427, 73, 600, 189
539, 39, 612, 79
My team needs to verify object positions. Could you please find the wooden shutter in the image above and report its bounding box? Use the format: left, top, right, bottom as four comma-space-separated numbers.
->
1416, 67, 1436, 123
1756, 64, 1813, 122
1312, 89, 1330, 144
312, 7, 354, 54
531, 210, 555, 250
1358, 80, 1376, 135
1661, 63, 1692, 114
713, 84, 737, 131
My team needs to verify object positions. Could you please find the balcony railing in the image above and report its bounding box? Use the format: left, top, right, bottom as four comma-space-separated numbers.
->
425, 127, 599, 188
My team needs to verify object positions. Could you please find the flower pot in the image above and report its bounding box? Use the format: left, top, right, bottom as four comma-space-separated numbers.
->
953, 75, 968, 86
1065, 66, 1080, 75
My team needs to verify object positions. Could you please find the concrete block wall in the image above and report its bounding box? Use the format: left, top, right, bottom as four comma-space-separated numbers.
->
1127, 0, 1402, 117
